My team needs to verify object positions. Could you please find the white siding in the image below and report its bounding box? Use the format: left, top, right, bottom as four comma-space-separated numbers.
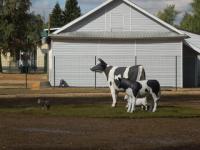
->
36, 47, 45, 68
136, 40, 182, 87
50, 39, 183, 87
63, 1, 170, 33
48, 44, 53, 85
136, 40, 182, 56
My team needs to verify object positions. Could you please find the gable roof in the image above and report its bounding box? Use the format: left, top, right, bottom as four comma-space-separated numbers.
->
53, 0, 184, 35
181, 30, 200, 54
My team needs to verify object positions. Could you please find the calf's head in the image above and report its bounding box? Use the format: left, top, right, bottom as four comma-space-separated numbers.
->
116, 77, 132, 90
90, 58, 107, 73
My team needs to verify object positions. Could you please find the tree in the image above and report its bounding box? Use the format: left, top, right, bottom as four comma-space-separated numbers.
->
50, 2, 64, 28
27, 13, 44, 52
63, 0, 81, 24
180, 0, 200, 34
180, 13, 194, 32
157, 5, 179, 25
0, 0, 44, 72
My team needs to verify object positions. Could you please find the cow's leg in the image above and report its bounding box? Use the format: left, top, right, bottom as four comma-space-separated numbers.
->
110, 87, 117, 107
127, 97, 132, 112
130, 97, 136, 113
152, 93, 158, 112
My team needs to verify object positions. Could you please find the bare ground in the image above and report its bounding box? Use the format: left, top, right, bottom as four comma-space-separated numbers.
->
0, 114, 200, 150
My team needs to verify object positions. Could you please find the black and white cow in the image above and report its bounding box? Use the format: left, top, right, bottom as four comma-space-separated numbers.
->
117, 78, 160, 113
90, 58, 146, 107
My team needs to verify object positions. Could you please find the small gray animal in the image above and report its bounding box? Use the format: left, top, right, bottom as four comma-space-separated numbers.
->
37, 99, 50, 110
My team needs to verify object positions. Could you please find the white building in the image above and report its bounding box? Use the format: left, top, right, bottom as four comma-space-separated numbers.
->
49, 0, 190, 87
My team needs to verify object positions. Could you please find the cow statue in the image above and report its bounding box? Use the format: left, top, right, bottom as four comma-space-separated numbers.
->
116, 77, 161, 112
90, 58, 146, 107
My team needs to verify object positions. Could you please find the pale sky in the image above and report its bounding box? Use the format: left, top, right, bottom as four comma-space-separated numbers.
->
30, 0, 193, 24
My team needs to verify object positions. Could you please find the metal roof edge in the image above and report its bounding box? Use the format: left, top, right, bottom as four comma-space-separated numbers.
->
50, 34, 187, 41
183, 40, 200, 54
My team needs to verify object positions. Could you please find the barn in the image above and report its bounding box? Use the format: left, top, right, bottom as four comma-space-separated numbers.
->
49, 0, 189, 88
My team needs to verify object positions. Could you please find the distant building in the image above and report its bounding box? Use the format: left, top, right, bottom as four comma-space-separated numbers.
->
37, 28, 60, 71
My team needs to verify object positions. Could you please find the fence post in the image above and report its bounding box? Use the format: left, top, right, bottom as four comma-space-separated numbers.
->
175, 56, 178, 91
135, 56, 137, 65
54, 56, 56, 88
25, 66, 28, 89
95, 56, 97, 89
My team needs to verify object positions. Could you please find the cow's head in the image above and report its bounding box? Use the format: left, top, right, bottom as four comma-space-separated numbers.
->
90, 58, 107, 73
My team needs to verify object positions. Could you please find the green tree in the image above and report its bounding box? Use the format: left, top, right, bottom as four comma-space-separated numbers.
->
157, 5, 179, 25
50, 2, 64, 28
0, 0, 44, 72
27, 13, 44, 53
180, 0, 200, 33
63, 0, 81, 24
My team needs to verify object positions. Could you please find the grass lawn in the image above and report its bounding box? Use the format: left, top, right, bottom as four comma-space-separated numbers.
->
0, 104, 200, 118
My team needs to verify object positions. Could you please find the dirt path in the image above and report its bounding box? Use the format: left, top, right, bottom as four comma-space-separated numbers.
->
0, 114, 200, 150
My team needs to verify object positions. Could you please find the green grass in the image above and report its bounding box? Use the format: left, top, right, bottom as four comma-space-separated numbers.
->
0, 104, 200, 118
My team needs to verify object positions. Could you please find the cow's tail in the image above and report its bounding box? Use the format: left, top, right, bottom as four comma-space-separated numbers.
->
137, 65, 146, 81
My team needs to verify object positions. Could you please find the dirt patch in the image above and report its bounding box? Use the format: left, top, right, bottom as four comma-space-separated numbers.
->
0, 114, 200, 150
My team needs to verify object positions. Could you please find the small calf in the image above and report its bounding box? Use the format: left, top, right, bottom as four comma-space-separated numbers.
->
37, 99, 50, 110
117, 78, 160, 113
124, 95, 148, 111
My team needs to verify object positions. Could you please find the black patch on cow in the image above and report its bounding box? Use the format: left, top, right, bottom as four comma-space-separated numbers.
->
117, 78, 132, 90
114, 67, 126, 77
128, 65, 139, 82
104, 66, 113, 80
132, 81, 142, 97
128, 65, 146, 82
114, 67, 126, 85
110, 82, 112, 86
117, 78, 142, 97
147, 80, 160, 96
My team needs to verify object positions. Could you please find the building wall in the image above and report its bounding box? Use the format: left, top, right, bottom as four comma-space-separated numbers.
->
183, 45, 198, 87
50, 39, 183, 87
36, 46, 45, 68
197, 55, 200, 86
62, 1, 171, 33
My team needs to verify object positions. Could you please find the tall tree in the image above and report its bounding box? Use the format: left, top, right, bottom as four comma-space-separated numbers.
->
50, 2, 63, 28
157, 5, 179, 25
180, 0, 200, 33
63, 0, 81, 24
0, 0, 44, 72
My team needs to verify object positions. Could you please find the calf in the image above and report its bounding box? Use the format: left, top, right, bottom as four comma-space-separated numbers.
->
124, 96, 148, 111
117, 78, 160, 113
90, 58, 146, 107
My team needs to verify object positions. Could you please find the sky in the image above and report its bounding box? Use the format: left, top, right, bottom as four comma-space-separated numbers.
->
30, 0, 193, 24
